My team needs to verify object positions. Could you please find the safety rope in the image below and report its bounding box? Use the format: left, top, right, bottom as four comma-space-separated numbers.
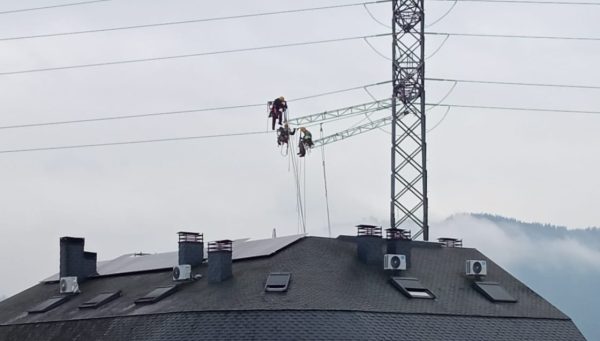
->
290, 142, 306, 234
320, 124, 333, 238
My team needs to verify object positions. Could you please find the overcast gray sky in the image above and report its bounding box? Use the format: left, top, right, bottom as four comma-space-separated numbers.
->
0, 0, 598, 297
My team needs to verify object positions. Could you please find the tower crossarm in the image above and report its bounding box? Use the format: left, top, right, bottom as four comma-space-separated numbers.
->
313, 114, 393, 148
287, 99, 392, 126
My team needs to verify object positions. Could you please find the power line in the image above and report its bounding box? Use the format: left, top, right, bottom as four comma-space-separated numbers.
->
3, 103, 600, 155
0, 0, 110, 15
0, 33, 390, 77
427, 31, 600, 41
0, 130, 270, 154
0, 81, 391, 130
2, 76, 597, 131
430, 0, 600, 6
0, 1, 390, 42
430, 103, 600, 115
428, 77, 600, 90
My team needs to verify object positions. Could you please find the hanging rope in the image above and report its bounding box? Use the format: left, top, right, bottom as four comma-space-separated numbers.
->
303, 155, 307, 234
320, 124, 333, 238
286, 109, 306, 234
290, 142, 305, 234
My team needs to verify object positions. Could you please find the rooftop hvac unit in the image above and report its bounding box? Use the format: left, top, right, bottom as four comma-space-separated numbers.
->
172, 264, 192, 281
59, 276, 80, 294
466, 260, 487, 276
384, 254, 406, 271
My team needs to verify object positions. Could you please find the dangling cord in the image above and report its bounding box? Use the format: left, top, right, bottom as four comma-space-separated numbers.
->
290, 141, 306, 233
320, 124, 333, 238
303, 155, 307, 234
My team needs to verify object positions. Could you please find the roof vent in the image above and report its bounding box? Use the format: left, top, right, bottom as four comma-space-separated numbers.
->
356, 225, 382, 265
438, 237, 463, 248
178, 231, 204, 267
208, 240, 233, 283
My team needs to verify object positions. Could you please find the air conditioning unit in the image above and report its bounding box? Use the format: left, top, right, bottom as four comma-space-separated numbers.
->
384, 254, 406, 271
59, 276, 80, 294
466, 260, 487, 276
172, 264, 192, 281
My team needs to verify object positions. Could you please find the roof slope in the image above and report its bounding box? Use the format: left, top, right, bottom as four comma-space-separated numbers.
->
0, 311, 584, 341
0, 236, 586, 340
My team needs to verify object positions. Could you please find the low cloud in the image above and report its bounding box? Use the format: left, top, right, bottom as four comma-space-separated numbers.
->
432, 214, 600, 273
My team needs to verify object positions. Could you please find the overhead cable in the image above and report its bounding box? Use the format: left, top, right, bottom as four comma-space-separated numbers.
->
430, 103, 600, 115
426, 0, 458, 27
0, 1, 391, 42
428, 77, 600, 90
0, 0, 110, 15
0, 33, 391, 77
0, 81, 391, 130
0, 130, 270, 154
430, 0, 600, 6
2, 103, 600, 154
427, 31, 600, 41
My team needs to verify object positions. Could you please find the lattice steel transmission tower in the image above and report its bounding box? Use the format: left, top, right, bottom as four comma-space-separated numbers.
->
390, 0, 429, 240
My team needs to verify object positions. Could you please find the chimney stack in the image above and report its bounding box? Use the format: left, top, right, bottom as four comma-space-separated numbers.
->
438, 237, 462, 248
178, 232, 204, 266
356, 225, 383, 265
386, 228, 413, 268
207, 240, 233, 283
60, 237, 97, 282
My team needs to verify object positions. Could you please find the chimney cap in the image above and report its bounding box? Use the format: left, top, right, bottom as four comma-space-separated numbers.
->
178, 232, 203, 243
208, 240, 233, 252
386, 228, 411, 240
356, 225, 382, 237
438, 237, 463, 247
60, 236, 84, 243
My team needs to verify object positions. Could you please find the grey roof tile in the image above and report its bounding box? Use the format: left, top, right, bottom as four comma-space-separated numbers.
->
0, 236, 585, 340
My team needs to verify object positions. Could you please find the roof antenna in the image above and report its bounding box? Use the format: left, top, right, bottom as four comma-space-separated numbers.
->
272, 228, 277, 239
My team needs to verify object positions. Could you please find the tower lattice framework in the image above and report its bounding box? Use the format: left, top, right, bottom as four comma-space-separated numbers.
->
390, 0, 429, 240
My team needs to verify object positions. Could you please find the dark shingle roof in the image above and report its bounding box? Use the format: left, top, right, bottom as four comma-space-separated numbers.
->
0, 311, 584, 341
0, 236, 586, 340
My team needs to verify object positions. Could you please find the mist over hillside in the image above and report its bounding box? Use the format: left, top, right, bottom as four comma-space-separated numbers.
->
432, 213, 600, 341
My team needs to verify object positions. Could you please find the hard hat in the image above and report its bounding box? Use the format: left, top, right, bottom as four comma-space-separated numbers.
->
279, 96, 285, 101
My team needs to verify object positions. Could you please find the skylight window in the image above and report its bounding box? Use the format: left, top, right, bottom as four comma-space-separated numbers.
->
265, 272, 291, 292
28, 295, 70, 314
391, 277, 435, 299
79, 291, 121, 309
135, 285, 177, 304
473, 281, 517, 303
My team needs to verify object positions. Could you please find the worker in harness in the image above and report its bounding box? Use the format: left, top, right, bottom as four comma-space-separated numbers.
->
269, 96, 287, 130
297, 127, 313, 157
277, 123, 296, 146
